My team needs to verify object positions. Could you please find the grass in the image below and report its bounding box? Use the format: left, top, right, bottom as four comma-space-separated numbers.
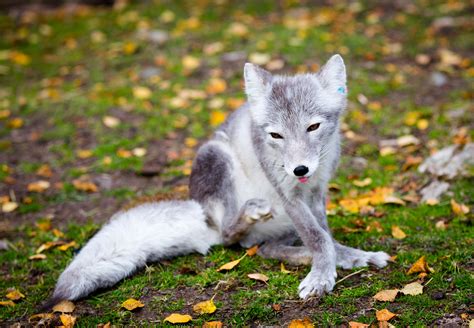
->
0, 0, 473, 326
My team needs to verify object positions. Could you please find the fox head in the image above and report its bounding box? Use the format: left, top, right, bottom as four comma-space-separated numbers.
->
244, 54, 347, 183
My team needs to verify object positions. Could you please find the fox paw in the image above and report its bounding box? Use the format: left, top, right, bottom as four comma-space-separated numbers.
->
243, 198, 272, 224
337, 249, 390, 269
298, 267, 337, 299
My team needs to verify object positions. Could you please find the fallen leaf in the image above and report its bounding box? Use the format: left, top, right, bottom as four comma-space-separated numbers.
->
133, 86, 152, 100
193, 299, 216, 315
226, 22, 248, 37
281, 262, 291, 273
72, 179, 98, 192
27, 180, 50, 193
6, 289, 25, 301
451, 199, 470, 216
36, 218, 52, 231
373, 289, 399, 302
376, 309, 396, 321
29, 254, 47, 260
36, 164, 53, 177
102, 116, 120, 128
60, 314, 76, 328
132, 147, 147, 157
217, 258, 242, 272
28, 313, 55, 323
164, 313, 192, 324
97, 322, 111, 328
288, 317, 314, 328
203, 321, 223, 328
36, 241, 65, 253
2, 201, 18, 213
247, 273, 269, 283
349, 322, 369, 328
210, 111, 227, 127
339, 198, 360, 213
407, 256, 433, 275
53, 300, 75, 313
391, 226, 407, 239
435, 220, 447, 230
57, 241, 77, 251
77, 149, 93, 159
52, 228, 65, 238
121, 298, 144, 311
249, 52, 271, 65
272, 303, 282, 311
206, 78, 227, 94
383, 196, 406, 206
117, 149, 132, 158
0, 300, 15, 307
10, 51, 31, 65
353, 177, 372, 187
397, 135, 420, 147
246, 245, 258, 256
182, 55, 200, 71
400, 282, 423, 295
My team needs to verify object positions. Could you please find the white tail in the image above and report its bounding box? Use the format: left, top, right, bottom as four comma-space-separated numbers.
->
46, 200, 221, 307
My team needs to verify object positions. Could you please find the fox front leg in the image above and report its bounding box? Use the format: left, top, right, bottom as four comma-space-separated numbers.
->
284, 198, 337, 299
221, 198, 273, 246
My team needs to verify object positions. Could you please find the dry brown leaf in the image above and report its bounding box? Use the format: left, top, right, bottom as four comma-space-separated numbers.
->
349, 322, 369, 328
27, 180, 50, 193
247, 273, 269, 283
97, 322, 111, 328
36, 241, 65, 254
246, 245, 259, 256
72, 179, 98, 193
2, 201, 18, 213
206, 78, 227, 94
202, 321, 223, 328
373, 289, 399, 302
217, 257, 243, 272
400, 282, 423, 295
29, 254, 47, 260
6, 289, 25, 301
451, 199, 470, 216
407, 256, 433, 275
28, 313, 55, 323
288, 317, 314, 328
57, 241, 77, 251
164, 313, 192, 324
36, 164, 53, 177
121, 298, 144, 311
36, 218, 52, 232
0, 300, 15, 307
376, 309, 396, 321
193, 299, 216, 315
383, 196, 406, 206
391, 226, 407, 239
53, 300, 75, 313
60, 314, 76, 328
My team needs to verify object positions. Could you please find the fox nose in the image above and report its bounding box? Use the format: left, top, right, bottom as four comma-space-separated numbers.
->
293, 165, 309, 177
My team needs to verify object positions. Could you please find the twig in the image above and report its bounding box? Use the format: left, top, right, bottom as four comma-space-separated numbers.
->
336, 268, 367, 285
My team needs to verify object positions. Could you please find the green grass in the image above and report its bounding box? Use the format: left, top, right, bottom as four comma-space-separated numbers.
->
0, 0, 473, 326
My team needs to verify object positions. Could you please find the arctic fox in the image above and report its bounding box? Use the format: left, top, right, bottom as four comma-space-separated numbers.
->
47, 54, 390, 306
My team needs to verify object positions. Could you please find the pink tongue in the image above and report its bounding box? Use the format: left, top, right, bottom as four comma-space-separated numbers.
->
298, 177, 309, 183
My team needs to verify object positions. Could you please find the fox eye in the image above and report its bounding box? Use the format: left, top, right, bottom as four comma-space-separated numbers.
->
307, 123, 321, 132
269, 132, 283, 139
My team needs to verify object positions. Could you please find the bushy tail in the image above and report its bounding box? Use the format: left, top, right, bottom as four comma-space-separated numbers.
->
45, 200, 221, 307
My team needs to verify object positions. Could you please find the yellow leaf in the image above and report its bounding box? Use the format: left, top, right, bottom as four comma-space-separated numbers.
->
57, 241, 77, 251
10, 51, 31, 65
339, 198, 359, 213
206, 78, 227, 94
400, 282, 423, 296
123, 41, 138, 55
28, 313, 55, 323
2, 201, 18, 213
121, 298, 144, 311
391, 226, 407, 239
249, 52, 271, 65
226, 22, 249, 37
376, 309, 396, 321
53, 300, 75, 313
383, 196, 406, 206
102, 116, 120, 128
247, 273, 269, 283
164, 313, 192, 324
182, 55, 200, 71
246, 245, 259, 256
77, 149, 93, 159
435, 220, 447, 230
353, 178, 372, 187
217, 255, 245, 272
280, 262, 291, 274
29, 254, 47, 261
36, 241, 65, 254
348, 322, 369, 328
53, 228, 65, 238
396, 135, 420, 147
36, 164, 53, 177
425, 198, 439, 206
210, 111, 227, 127
7, 117, 24, 129
60, 314, 77, 328
27, 180, 50, 193
6, 289, 25, 301
132, 147, 147, 157
193, 299, 216, 315
288, 317, 314, 328
203, 321, 223, 328
117, 149, 132, 158
133, 86, 152, 100
407, 256, 433, 275
72, 179, 98, 193
417, 119, 429, 130
451, 199, 469, 216
184, 137, 198, 148
0, 109, 11, 119
373, 289, 399, 302
0, 300, 15, 307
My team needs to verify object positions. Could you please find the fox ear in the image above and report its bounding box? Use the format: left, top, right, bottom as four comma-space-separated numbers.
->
244, 63, 272, 103
318, 54, 346, 90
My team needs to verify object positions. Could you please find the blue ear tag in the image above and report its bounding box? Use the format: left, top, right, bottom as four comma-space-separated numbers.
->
337, 86, 345, 94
